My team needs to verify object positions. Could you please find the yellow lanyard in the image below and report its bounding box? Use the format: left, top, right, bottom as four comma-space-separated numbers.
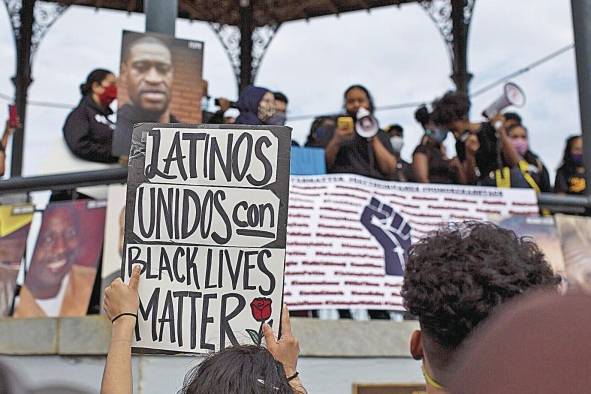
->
422, 365, 445, 391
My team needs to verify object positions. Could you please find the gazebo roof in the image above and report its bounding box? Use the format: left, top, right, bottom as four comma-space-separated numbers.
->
47, 0, 418, 27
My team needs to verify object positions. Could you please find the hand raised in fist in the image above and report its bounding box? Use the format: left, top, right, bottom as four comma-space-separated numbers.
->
360, 197, 412, 276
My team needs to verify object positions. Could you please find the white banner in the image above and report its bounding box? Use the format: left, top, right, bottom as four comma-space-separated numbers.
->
284, 174, 539, 311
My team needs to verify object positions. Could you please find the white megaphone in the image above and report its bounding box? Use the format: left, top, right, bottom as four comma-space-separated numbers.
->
355, 107, 379, 139
482, 82, 526, 119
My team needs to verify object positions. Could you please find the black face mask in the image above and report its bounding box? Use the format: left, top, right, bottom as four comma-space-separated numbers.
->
266, 111, 287, 126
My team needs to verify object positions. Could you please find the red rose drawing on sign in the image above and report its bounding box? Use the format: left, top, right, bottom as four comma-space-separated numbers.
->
247, 298, 273, 346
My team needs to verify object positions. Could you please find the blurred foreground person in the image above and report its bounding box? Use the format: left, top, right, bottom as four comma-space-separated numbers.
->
0, 360, 90, 393
401, 222, 560, 393
449, 292, 591, 394
63, 69, 119, 163
555, 135, 586, 195
101, 266, 306, 394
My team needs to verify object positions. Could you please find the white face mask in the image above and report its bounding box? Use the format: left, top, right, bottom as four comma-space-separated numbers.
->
390, 136, 404, 154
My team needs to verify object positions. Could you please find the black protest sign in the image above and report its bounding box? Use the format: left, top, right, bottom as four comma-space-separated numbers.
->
122, 123, 291, 353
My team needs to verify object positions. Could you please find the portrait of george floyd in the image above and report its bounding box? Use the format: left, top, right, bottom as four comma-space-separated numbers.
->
112, 30, 204, 157
13, 200, 106, 318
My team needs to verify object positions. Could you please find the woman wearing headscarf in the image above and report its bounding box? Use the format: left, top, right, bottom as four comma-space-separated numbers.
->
63, 69, 119, 163
235, 85, 277, 126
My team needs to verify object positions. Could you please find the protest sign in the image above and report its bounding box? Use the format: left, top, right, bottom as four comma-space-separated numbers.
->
113, 31, 204, 157
14, 200, 106, 318
0, 204, 33, 317
123, 123, 291, 354
284, 174, 539, 311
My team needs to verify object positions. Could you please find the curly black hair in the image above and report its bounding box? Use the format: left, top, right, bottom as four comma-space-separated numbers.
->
402, 222, 559, 352
430, 91, 471, 126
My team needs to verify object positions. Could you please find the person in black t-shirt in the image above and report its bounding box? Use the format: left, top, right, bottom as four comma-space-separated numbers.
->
411, 105, 465, 185
555, 135, 586, 195
324, 85, 397, 180
430, 91, 521, 186
384, 124, 413, 182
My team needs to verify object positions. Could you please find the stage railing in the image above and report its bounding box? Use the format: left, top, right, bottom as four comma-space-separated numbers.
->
0, 168, 590, 213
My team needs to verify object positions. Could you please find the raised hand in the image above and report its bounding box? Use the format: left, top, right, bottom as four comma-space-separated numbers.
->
360, 197, 412, 276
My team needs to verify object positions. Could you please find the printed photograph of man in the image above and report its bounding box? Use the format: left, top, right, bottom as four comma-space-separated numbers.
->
0, 206, 33, 317
113, 31, 204, 157
13, 200, 106, 318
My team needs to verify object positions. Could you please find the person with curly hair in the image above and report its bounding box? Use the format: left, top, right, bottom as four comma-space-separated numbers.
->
430, 91, 521, 186
401, 222, 560, 393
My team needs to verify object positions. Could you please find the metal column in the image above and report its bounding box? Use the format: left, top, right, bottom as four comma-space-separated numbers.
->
10, 0, 35, 177
144, 0, 178, 35
450, 0, 472, 95
239, 0, 254, 92
571, 0, 591, 196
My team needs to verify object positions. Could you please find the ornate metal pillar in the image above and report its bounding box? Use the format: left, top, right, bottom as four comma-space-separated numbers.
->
420, 0, 476, 95
4, 0, 68, 176
210, 12, 280, 93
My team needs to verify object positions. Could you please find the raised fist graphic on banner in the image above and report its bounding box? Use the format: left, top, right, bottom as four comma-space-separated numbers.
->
360, 197, 412, 276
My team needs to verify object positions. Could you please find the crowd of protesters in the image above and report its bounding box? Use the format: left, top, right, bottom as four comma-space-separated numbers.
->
20, 68, 580, 197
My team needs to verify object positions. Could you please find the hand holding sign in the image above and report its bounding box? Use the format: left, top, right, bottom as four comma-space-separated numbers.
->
263, 304, 299, 377
103, 265, 141, 322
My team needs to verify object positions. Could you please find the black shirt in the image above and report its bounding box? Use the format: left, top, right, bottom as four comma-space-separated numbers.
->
113, 103, 179, 157
328, 130, 395, 180
555, 165, 586, 194
62, 96, 118, 163
456, 122, 499, 181
413, 142, 460, 184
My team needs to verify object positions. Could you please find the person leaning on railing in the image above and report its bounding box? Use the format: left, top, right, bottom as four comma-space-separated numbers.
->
0, 118, 19, 177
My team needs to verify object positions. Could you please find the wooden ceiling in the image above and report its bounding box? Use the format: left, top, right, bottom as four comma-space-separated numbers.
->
47, 0, 419, 27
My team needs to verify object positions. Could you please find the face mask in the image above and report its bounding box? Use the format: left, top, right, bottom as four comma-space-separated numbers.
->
511, 137, 529, 156
427, 128, 448, 144
266, 111, 287, 126
98, 84, 117, 107
572, 153, 584, 166
258, 101, 276, 122
390, 136, 404, 153
201, 96, 211, 111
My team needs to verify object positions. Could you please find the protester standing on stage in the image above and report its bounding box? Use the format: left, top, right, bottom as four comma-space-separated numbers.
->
325, 85, 397, 180
63, 69, 119, 164
555, 135, 586, 195
430, 91, 520, 186
412, 105, 465, 184
505, 123, 552, 192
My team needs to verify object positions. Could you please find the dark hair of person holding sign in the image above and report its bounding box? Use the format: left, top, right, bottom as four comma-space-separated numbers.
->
62, 69, 119, 164
555, 135, 586, 195
100, 266, 307, 394
324, 84, 397, 180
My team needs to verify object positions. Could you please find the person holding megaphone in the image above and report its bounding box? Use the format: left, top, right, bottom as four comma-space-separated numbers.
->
324, 85, 397, 180
430, 89, 522, 186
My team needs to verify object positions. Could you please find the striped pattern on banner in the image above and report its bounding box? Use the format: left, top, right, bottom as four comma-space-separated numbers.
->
284, 174, 539, 311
